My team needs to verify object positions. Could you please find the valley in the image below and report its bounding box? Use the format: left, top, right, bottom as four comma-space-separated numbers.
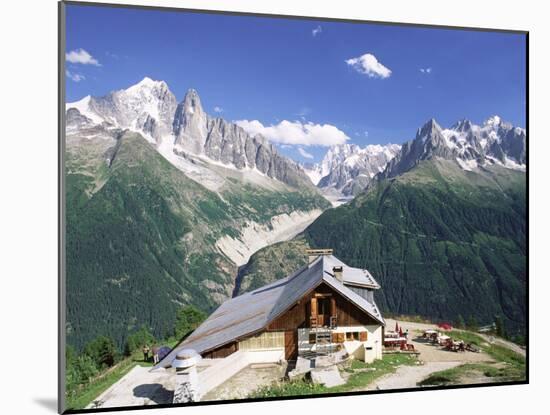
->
237, 118, 527, 337
65, 77, 527, 352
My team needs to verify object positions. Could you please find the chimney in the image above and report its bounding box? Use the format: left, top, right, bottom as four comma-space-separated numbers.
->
308, 253, 317, 264
306, 248, 334, 265
172, 349, 202, 403
333, 266, 343, 282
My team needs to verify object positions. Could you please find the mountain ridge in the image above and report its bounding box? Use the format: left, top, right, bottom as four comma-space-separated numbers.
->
301, 116, 525, 203
380, 116, 526, 181
67, 77, 314, 190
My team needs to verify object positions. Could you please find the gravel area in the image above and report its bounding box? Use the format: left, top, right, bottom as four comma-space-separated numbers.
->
202, 363, 286, 401
361, 319, 499, 391
87, 366, 174, 409
385, 319, 495, 364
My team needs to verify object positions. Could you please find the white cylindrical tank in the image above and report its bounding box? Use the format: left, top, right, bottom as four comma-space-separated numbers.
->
172, 349, 202, 403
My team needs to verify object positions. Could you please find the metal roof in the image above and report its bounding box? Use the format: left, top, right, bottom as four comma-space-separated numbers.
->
322, 255, 381, 289
154, 255, 384, 369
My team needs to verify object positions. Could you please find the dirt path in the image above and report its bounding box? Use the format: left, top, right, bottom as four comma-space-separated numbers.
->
366, 362, 462, 390
477, 333, 526, 357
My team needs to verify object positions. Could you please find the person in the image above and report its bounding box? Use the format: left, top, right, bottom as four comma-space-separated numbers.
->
152, 345, 160, 364
143, 344, 150, 362
405, 328, 409, 338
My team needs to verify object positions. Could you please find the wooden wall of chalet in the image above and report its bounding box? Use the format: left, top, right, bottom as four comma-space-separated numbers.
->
202, 341, 238, 359
266, 292, 312, 331
266, 282, 379, 331
201, 282, 380, 358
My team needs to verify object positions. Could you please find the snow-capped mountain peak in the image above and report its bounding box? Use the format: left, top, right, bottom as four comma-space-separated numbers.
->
417, 118, 443, 143
66, 76, 178, 142
484, 115, 502, 127
66, 81, 314, 190
451, 118, 473, 133
126, 76, 168, 93
172, 89, 209, 153
66, 95, 105, 125
382, 116, 526, 177
306, 142, 401, 197
180, 89, 203, 115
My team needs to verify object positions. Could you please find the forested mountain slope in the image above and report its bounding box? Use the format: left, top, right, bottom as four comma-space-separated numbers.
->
66, 128, 328, 350
307, 160, 526, 333
237, 159, 526, 335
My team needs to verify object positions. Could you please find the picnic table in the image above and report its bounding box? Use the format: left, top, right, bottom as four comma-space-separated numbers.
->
437, 335, 450, 345
443, 339, 466, 352
384, 337, 407, 348
422, 329, 438, 339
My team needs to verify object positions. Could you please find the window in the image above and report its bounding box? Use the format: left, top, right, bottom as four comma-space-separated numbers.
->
239, 331, 285, 350
346, 331, 360, 341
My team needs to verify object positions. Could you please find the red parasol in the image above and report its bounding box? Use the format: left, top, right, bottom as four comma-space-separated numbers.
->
395, 322, 399, 332
399, 327, 403, 337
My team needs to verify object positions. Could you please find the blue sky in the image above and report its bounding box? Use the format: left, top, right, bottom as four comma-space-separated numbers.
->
65, 4, 526, 163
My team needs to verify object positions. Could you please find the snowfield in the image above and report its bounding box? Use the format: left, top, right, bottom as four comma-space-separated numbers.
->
216, 209, 323, 266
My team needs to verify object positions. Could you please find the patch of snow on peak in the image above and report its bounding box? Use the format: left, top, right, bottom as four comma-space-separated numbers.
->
344, 153, 361, 167
127, 77, 166, 92
456, 157, 478, 171
503, 156, 526, 171
364, 144, 384, 155
484, 115, 501, 127
66, 96, 105, 125
303, 166, 323, 185
441, 129, 459, 149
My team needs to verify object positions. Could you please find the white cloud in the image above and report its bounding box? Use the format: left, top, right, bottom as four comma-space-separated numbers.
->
298, 147, 314, 159
66, 48, 101, 66
312, 25, 322, 37
66, 70, 85, 82
213, 106, 224, 113
420, 67, 432, 74
345, 53, 392, 79
235, 119, 349, 147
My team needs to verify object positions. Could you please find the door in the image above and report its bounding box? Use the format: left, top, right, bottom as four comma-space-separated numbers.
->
284, 330, 298, 360
317, 297, 331, 327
